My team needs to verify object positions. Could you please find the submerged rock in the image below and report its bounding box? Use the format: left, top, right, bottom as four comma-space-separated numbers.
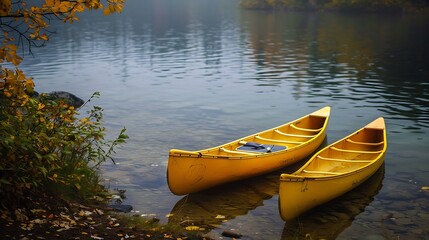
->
222, 230, 242, 238
108, 204, 133, 213
46, 91, 85, 108
27, 90, 85, 108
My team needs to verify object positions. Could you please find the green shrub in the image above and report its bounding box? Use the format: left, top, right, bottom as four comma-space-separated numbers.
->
0, 88, 128, 208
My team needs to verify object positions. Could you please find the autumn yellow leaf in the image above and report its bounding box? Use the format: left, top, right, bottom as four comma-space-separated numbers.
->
38, 103, 45, 110
185, 226, 201, 231
25, 78, 34, 93
103, 6, 111, 16
45, 0, 55, 7
0, 0, 11, 16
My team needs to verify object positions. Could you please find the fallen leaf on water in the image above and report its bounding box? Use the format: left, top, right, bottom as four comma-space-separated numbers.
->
79, 210, 93, 216
31, 218, 46, 224
94, 209, 104, 215
163, 234, 173, 238
30, 209, 46, 214
215, 215, 226, 219
185, 226, 201, 231
421, 186, 429, 191
91, 235, 104, 239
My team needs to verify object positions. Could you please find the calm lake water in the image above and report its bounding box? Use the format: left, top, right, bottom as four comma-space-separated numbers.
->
19, 0, 429, 239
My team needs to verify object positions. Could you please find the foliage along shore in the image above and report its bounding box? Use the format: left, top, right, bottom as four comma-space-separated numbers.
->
0, 1, 210, 239
239, 0, 429, 13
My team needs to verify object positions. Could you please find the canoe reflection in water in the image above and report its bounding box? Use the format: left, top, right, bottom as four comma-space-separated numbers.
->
281, 164, 385, 239
168, 171, 281, 232
168, 163, 383, 238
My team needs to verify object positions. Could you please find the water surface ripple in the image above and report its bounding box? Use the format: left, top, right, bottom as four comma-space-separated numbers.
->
18, 1, 429, 239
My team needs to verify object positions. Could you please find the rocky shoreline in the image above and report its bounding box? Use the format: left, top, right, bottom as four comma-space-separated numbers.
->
0, 194, 209, 240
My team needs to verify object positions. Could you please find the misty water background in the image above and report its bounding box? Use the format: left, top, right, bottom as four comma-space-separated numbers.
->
19, 0, 429, 239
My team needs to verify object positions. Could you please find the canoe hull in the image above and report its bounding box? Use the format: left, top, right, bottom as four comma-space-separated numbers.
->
168, 107, 331, 195
168, 135, 326, 195
278, 154, 384, 221
278, 117, 387, 220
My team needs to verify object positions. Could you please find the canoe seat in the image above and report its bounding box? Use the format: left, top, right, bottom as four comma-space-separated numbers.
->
346, 139, 384, 146
316, 156, 372, 163
290, 124, 322, 133
219, 148, 260, 156
255, 135, 302, 144
237, 141, 286, 152
330, 147, 383, 154
302, 170, 341, 175
274, 129, 315, 138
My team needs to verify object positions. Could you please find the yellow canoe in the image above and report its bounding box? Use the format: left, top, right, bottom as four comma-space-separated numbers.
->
281, 165, 385, 239
278, 117, 387, 221
167, 106, 331, 195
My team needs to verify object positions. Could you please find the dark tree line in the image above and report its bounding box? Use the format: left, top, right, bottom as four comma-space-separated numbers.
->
240, 0, 429, 12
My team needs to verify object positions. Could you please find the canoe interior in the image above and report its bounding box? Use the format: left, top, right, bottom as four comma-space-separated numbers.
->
211, 115, 328, 157
302, 127, 385, 176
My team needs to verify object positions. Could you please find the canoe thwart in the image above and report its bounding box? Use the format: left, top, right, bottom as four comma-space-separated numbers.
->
330, 146, 383, 154
302, 170, 342, 175
255, 135, 302, 145
274, 129, 315, 138
290, 124, 322, 132
316, 156, 373, 163
220, 148, 260, 156
346, 139, 384, 146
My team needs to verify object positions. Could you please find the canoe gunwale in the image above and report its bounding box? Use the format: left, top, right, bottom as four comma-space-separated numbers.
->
169, 135, 324, 160
169, 130, 329, 160
279, 155, 385, 182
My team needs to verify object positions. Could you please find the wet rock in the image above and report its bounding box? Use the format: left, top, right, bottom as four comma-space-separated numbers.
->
328, 211, 350, 220
382, 180, 418, 201
385, 201, 412, 211
417, 212, 429, 219
362, 234, 388, 240
382, 190, 415, 201
393, 216, 415, 226
222, 230, 242, 238
382, 212, 394, 220
46, 91, 85, 108
312, 216, 329, 224
323, 214, 338, 221
108, 204, 133, 213
410, 228, 423, 235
